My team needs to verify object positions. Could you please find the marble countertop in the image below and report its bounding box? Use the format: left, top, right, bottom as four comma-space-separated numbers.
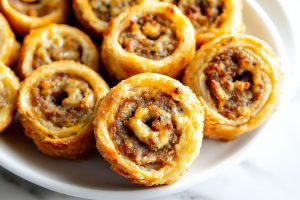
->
1, 1, 300, 200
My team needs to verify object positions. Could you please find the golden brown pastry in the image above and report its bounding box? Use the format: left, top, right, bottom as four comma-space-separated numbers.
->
0, 13, 20, 67
0, 0, 69, 35
72, 0, 147, 36
156, 0, 176, 2
94, 73, 204, 186
183, 35, 282, 141
101, 2, 196, 81
18, 24, 99, 79
177, 0, 244, 45
17, 61, 110, 159
0, 62, 20, 133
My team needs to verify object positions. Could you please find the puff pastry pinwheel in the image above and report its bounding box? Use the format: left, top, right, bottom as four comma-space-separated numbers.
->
183, 35, 282, 141
72, 0, 147, 36
101, 2, 196, 80
17, 61, 110, 159
0, 13, 20, 67
94, 73, 204, 186
0, 62, 20, 133
18, 24, 99, 79
177, 0, 244, 45
0, 0, 69, 35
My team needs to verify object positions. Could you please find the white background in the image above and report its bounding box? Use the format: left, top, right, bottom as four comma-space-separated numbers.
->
0, 0, 300, 199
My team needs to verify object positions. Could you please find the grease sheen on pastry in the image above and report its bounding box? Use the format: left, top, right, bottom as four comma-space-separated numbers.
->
183, 35, 282, 141
0, 0, 69, 35
17, 61, 110, 159
94, 73, 204, 186
18, 24, 99, 79
177, 0, 244, 45
0, 62, 20, 133
101, 2, 196, 80
0, 13, 20, 67
72, 0, 146, 36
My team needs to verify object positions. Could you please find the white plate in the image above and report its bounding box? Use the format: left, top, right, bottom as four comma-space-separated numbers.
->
0, 0, 297, 199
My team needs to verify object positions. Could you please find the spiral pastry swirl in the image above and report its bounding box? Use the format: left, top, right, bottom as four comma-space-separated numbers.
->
18, 24, 99, 79
0, 0, 69, 35
0, 13, 20, 67
17, 61, 110, 159
183, 35, 282, 140
101, 2, 195, 80
177, 0, 244, 45
72, 0, 147, 36
94, 73, 204, 186
0, 62, 20, 133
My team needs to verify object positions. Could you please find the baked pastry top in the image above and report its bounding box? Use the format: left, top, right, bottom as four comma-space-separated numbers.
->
0, 0, 69, 35
18, 24, 99, 78
183, 35, 282, 140
17, 61, 110, 159
0, 62, 20, 133
0, 13, 20, 67
94, 73, 204, 185
101, 1, 195, 80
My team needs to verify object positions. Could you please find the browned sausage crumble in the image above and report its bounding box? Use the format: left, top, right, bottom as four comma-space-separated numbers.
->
32, 37, 82, 69
90, 0, 140, 22
119, 14, 178, 60
9, 0, 59, 17
205, 47, 264, 120
31, 74, 94, 128
109, 90, 183, 169
180, 0, 225, 32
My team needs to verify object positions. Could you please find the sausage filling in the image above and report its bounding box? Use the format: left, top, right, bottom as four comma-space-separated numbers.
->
90, 0, 140, 22
109, 90, 182, 169
179, 0, 224, 32
31, 74, 95, 128
119, 14, 178, 60
9, 0, 59, 17
32, 37, 82, 69
205, 47, 264, 120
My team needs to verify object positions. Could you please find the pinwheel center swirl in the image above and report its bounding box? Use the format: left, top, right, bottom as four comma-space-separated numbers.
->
110, 91, 183, 168
119, 14, 178, 60
180, 0, 224, 32
33, 37, 83, 69
205, 47, 264, 120
9, 0, 59, 17
32, 74, 95, 128
90, 0, 141, 22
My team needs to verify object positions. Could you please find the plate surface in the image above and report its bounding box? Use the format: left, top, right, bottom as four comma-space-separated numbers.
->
0, 0, 296, 199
